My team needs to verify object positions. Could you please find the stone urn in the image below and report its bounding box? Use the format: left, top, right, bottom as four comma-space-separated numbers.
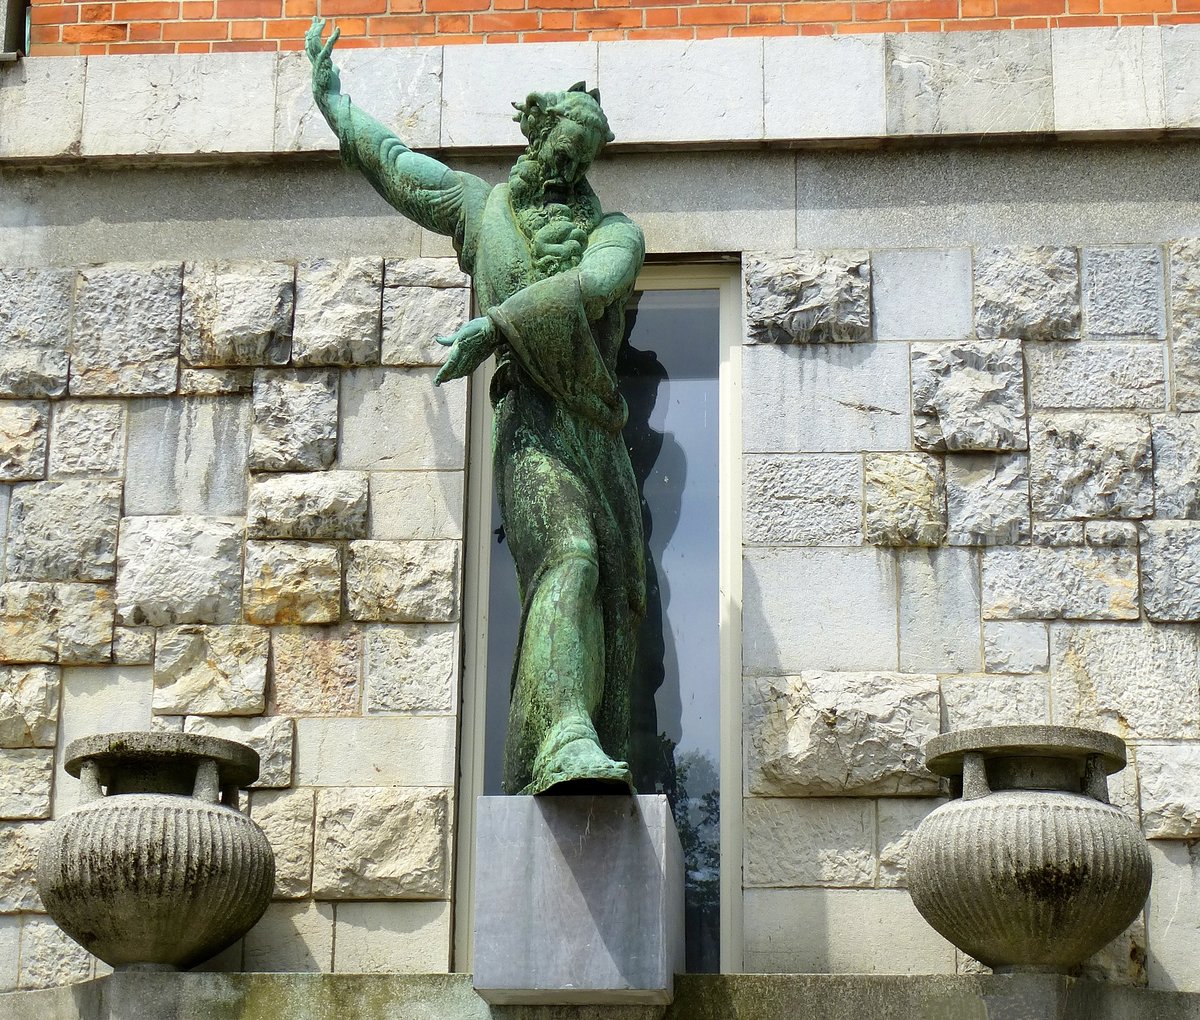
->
907, 725, 1151, 973
37, 731, 275, 970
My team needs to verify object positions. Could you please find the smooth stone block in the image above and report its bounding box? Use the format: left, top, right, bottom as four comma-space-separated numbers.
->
473, 795, 683, 1005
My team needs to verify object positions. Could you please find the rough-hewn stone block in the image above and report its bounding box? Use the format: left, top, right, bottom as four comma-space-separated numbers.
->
48, 401, 126, 479
1139, 521, 1200, 622
384, 258, 469, 290
912, 340, 1026, 452
877, 798, 941, 890
0, 749, 53, 820
1029, 413, 1153, 520
0, 268, 73, 399
982, 547, 1138, 620
346, 540, 460, 623
6, 480, 122, 583
181, 262, 293, 368
0, 402, 47, 482
382, 285, 470, 367
15, 916, 92, 988
939, 674, 1050, 730
744, 251, 871, 344
1137, 743, 1200, 839
0, 584, 113, 665
0, 667, 59, 748
1024, 342, 1166, 411
271, 626, 361, 717
1169, 239, 1200, 410
249, 370, 337, 473
974, 246, 1079, 340
185, 715, 294, 789
152, 625, 269, 716
1152, 414, 1200, 519
249, 789, 315, 898
864, 453, 946, 548
743, 454, 863, 545
1085, 521, 1139, 547
246, 471, 368, 540
945, 453, 1029, 546
744, 798, 875, 887
243, 542, 341, 626
292, 258, 382, 367
1082, 246, 1165, 338
0, 822, 45, 912
363, 624, 457, 714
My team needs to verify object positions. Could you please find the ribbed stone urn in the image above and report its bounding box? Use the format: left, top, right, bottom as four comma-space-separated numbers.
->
36, 731, 275, 971
907, 725, 1151, 974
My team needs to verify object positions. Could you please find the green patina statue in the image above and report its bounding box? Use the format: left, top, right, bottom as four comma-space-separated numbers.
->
307, 20, 646, 796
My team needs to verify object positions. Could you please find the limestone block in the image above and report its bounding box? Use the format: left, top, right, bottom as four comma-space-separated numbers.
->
1085, 521, 1139, 547
1081, 915, 1147, 987
886, 31, 1053, 136
243, 542, 341, 627
0, 822, 45, 911
1051, 622, 1200, 738
339, 368, 462, 472
70, 263, 182, 397
0, 57, 85, 160
0, 584, 113, 665
248, 788, 314, 898
185, 715, 294, 789
764, 36, 885, 139
48, 401, 126, 478
743, 454, 863, 546
743, 798, 875, 887
1031, 521, 1084, 546
898, 549, 981, 673
0, 402, 46, 481
1147, 842, 1200, 990
877, 799, 941, 889
1139, 521, 1200, 622
312, 787, 449, 899
382, 285, 470, 367
974, 247, 1080, 341
911, 340, 1026, 452
0, 749, 52, 820
363, 624, 458, 714
1137, 743, 1200, 839
0, 268, 73, 399
247, 471, 368, 541
983, 621, 1048, 674
249, 370, 337, 473
384, 258, 469, 290
870, 248, 972, 341
982, 547, 1138, 620
178, 368, 254, 396
0, 666, 59, 748
116, 516, 243, 626
744, 251, 871, 345
181, 261, 293, 368
0, 915, 15, 992
939, 674, 1050, 730
1051, 27, 1165, 133
243, 901, 332, 973
6, 480, 122, 583
346, 540, 460, 624
745, 672, 940, 797
125, 396, 252, 516
1164, 25, 1200, 129
1152, 414, 1200, 519
743, 548, 899, 674
271, 626, 361, 716
742, 344, 911, 453
945, 453, 1029, 547
1023, 342, 1166, 411
16, 916, 92, 988
334, 901, 450, 974
292, 258, 382, 367
294, 716, 455, 787
1029, 413, 1153, 520
1169, 239, 1200, 410
1082, 246, 1165, 338
152, 626, 269, 716
864, 453, 946, 548
369, 471, 464, 541
112, 627, 154, 666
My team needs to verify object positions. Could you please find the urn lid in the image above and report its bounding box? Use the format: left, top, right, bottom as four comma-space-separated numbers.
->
924, 725, 1127, 779
65, 731, 260, 788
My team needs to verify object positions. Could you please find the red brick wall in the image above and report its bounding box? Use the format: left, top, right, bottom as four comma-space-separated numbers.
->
29, 0, 1200, 56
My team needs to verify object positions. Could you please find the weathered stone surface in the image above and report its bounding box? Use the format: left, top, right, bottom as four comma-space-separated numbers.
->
0, 749, 52, 820
1137, 743, 1200, 839
369, 471, 464, 541
0, 667, 59, 748
335, 901, 450, 973
1052, 26, 1165, 133
70, 263, 182, 397
1082, 916, 1147, 987
1148, 841, 1200, 990
1170, 239, 1200, 410
945, 453, 1029, 546
745, 672, 940, 797
1029, 413, 1153, 520
363, 624, 457, 714
744, 798, 874, 888
982, 621, 1048, 674
1082, 246, 1165, 338
312, 787, 449, 899
181, 262, 293, 368
246, 471, 368, 540
346, 541, 459, 623
16, 916, 92, 988
743, 454, 863, 545
898, 549, 981, 673
185, 715, 294, 789
762, 35, 883, 138
292, 258, 382, 367
864, 453, 946, 547
0, 268, 73, 398
744, 251, 871, 345
48, 401, 126, 478
0, 822, 45, 911
1085, 521, 1139, 547
382, 285, 470, 367
870, 248, 972, 342
1139, 521, 1200, 621
178, 368, 254, 396
111, 627, 154, 665
116, 515, 243, 626
243, 542, 341, 626
243, 901, 333, 972
249, 370, 338, 472
125, 396, 252, 516
1051, 622, 1200, 738
1024, 342, 1166, 411
384, 258, 469, 290
939, 674, 1049, 730
974, 247, 1080, 341
982, 547, 1138, 620
249, 789, 314, 898
339, 368, 467, 471
6, 480, 122, 583
0, 915, 14, 991
294, 716, 455, 787
272, 626, 361, 716
877, 799, 941, 890
153, 625, 269, 716
1152, 414, 1200, 518
0, 402, 47, 482
0, 584, 113, 665
1031, 521, 1084, 546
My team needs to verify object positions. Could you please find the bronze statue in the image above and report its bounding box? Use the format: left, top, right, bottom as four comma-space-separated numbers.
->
307, 20, 646, 795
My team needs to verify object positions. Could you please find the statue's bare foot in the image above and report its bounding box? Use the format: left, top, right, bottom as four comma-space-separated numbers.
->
523, 733, 633, 796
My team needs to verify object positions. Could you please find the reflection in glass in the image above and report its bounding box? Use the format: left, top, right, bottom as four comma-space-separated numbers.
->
484, 288, 721, 972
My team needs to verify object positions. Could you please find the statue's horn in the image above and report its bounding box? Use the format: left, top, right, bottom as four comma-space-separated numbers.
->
589, 87, 601, 104
568, 81, 587, 92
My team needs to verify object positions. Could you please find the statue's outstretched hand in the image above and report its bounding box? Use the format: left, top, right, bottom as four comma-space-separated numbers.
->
305, 17, 342, 113
435, 317, 499, 385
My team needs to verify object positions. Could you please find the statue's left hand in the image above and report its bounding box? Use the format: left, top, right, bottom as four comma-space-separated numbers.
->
435, 316, 499, 385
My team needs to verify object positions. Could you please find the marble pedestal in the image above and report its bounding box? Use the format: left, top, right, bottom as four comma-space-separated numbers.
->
472, 795, 685, 1005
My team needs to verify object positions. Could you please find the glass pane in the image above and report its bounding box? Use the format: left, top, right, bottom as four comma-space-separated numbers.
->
483, 287, 722, 973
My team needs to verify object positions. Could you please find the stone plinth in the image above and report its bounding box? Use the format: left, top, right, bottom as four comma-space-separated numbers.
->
472, 795, 684, 1005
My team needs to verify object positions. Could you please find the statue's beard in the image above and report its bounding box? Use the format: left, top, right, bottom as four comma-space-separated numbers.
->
510, 151, 603, 279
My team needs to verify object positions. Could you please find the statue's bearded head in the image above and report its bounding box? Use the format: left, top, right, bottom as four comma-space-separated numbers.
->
512, 83, 614, 192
